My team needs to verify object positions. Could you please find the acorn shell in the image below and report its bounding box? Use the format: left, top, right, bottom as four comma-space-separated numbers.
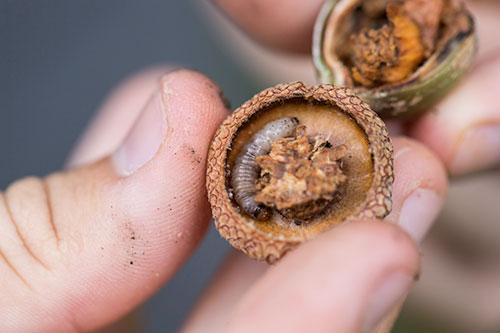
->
206, 82, 394, 263
313, 0, 477, 119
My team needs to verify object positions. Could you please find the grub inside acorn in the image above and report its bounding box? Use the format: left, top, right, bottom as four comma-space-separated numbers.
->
324, 0, 473, 88
226, 101, 373, 239
254, 124, 348, 220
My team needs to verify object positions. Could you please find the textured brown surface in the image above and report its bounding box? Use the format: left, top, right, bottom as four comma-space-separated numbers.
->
351, 3, 426, 86
254, 126, 347, 214
206, 82, 393, 263
317, 0, 477, 118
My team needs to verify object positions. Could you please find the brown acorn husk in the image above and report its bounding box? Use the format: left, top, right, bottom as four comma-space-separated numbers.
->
206, 82, 393, 263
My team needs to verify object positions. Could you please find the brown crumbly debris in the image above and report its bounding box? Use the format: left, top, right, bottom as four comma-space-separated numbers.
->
351, 0, 472, 87
351, 24, 400, 87
254, 125, 347, 219
351, 2, 426, 87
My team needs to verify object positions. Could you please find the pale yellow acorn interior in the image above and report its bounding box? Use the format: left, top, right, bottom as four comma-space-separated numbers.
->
226, 101, 373, 240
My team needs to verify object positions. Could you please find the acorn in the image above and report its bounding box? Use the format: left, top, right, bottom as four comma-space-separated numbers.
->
206, 82, 393, 263
313, 0, 477, 118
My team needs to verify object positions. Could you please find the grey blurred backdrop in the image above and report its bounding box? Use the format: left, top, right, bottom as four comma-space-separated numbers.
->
0, 1, 261, 331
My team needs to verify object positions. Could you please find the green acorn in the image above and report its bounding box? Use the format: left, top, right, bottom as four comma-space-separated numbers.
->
313, 0, 477, 118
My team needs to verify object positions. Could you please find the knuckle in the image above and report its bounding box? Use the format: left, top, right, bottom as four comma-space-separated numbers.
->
1, 176, 60, 268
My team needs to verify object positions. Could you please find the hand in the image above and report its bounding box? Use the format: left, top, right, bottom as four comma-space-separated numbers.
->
209, 0, 500, 330
1, 69, 230, 330
183, 129, 447, 331
1, 58, 448, 332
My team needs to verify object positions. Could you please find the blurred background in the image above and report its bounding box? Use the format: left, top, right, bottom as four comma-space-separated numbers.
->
1, 1, 499, 332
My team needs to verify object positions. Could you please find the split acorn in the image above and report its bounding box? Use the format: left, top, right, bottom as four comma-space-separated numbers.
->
206, 82, 394, 263
313, 0, 477, 118
206, 0, 476, 262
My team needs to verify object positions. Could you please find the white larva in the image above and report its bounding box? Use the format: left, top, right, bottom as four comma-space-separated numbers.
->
231, 117, 299, 220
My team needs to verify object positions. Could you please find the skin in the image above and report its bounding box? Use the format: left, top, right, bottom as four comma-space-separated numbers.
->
0, 73, 446, 331
0, 0, 496, 331
211, 0, 500, 331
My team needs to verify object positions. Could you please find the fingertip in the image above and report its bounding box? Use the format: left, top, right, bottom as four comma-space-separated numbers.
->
106, 69, 232, 270
159, 69, 232, 145
388, 137, 448, 243
68, 65, 175, 168
112, 69, 231, 177
214, 0, 324, 53
409, 55, 500, 176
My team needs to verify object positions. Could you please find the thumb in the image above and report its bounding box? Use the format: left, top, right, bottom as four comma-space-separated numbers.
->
0, 70, 230, 331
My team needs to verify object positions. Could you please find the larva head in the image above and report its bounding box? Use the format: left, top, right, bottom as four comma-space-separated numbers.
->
206, 82, 394, 263
253, 205, 272, 221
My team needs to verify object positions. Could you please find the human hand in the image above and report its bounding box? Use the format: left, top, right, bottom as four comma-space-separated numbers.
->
1, 69, 230, 330
0, 59, 448, 332
183, 130, 447, 332
210, 0, 500, 330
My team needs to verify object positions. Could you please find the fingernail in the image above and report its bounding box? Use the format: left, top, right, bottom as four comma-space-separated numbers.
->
399, 189, 443, 243
113, 91, 167, 175
364, 272, 413, 331
450, 124, 500, 175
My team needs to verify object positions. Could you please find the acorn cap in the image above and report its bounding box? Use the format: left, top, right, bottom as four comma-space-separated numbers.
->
313, 0, 477, 118
206, 82, 393, 263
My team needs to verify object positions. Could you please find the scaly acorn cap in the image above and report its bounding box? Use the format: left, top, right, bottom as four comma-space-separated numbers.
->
207, 82, 393, 263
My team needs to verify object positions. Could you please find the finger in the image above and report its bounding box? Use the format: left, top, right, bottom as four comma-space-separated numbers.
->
212, 0, 324, 53
227, 222, 419, 332
212, 0, 499, 56
183, 137, 447, 332
467, 0, 500, 62
67, 65, 173, 331
0, 70, 230, 331
183, 253, 404, 333
67, 65, 173, 168
409, 54, 500, 176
